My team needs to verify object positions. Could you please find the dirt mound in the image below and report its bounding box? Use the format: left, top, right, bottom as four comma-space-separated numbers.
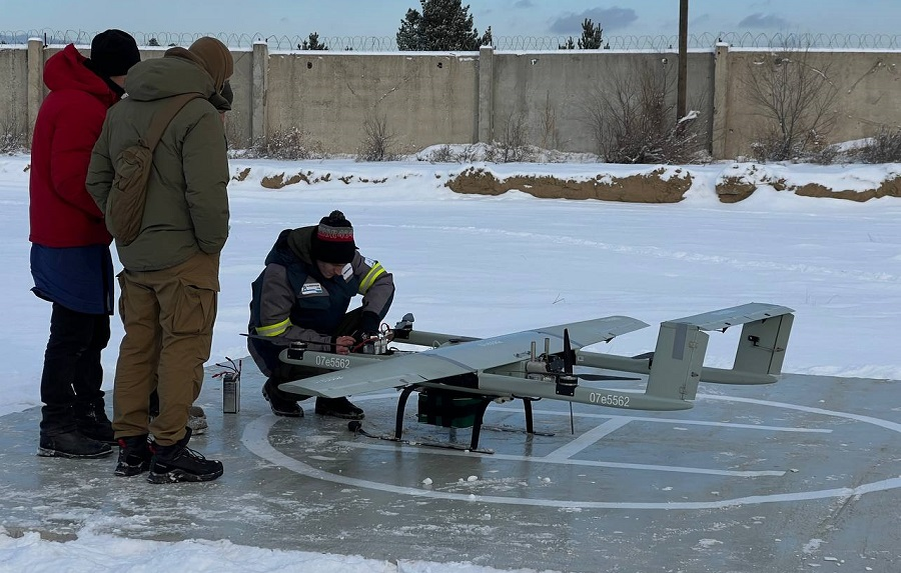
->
445, 167, 692, 202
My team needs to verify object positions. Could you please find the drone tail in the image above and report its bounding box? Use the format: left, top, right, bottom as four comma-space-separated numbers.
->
644, 303, 795, 402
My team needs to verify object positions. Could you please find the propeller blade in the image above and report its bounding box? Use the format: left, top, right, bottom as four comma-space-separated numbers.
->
563, 328, 573, 374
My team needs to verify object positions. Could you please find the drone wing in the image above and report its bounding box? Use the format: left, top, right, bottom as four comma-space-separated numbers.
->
278, 315, 649, 398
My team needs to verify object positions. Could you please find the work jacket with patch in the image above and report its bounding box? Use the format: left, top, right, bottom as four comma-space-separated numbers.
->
86, 51, 229, 272
248, 227, 395, 351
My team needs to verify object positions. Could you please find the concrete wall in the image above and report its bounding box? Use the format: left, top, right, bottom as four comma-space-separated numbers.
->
0, 46, 28, 145
2, 42, 899, 160
719, 48, 901, 159
265, 50, 480, 154
487, 50, 714, 154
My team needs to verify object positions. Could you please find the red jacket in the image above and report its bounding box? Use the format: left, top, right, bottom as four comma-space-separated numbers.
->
29, 44, 119, 247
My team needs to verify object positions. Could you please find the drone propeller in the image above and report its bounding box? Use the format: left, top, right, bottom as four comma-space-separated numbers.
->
563, 328, 575, 375
553, 329, 579, 434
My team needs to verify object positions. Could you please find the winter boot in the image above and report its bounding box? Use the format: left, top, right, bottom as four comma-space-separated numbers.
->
262, 379, 303, 417
315, 396, 364, 420
75, 401, 115, 444
37, 430, 112, 459
115, 434, 153, 477
187, 406, 208, 435
147, 427, 223, 484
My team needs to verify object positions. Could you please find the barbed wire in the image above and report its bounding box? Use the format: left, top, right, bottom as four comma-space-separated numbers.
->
2, 29, 901, 51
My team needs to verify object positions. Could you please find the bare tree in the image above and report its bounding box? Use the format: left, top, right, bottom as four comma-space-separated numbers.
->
742, 50, 838, 162
581, 58, 706, 164
539, 91, 561, 151
490, 110, 531, 163
357, 115, 397, 162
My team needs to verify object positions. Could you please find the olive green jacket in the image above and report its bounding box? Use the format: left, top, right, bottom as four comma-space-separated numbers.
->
87, 51, 229, 272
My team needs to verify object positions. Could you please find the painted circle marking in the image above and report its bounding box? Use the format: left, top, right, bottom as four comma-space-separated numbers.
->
242, 393, 901, 509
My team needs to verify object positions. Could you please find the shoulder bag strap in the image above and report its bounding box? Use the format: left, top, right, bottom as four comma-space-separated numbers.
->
142, 92, 206, 150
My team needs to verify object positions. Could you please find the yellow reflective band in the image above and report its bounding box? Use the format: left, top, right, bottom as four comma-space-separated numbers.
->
256, 318, 291, 337
359, 263, 386, 294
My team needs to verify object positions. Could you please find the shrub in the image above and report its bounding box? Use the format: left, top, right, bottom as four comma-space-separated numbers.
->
582, 59, 708, 164
356, 115, 397, 162
247, 127, 323, 160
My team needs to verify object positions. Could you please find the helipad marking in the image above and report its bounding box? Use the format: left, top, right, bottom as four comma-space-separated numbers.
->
242, 393, 900, 510
336, 439, 785, 477
543, 418, 632, 460
524, 408, 833, 433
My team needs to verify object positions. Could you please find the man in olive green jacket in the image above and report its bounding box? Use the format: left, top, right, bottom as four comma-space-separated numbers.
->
86, 37, 232, 483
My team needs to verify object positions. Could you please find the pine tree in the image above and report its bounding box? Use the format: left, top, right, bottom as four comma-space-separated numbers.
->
558, 37, 575, 50
396, 0, 488, 51
577, 18, 603, 50
298, 32, 328, 50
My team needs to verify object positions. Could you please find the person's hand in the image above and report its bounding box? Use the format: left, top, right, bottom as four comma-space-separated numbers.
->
335, 335, 356, 355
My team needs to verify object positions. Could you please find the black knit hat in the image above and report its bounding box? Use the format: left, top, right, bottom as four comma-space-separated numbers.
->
312, 211, 356, 264
90, 29, 140, 77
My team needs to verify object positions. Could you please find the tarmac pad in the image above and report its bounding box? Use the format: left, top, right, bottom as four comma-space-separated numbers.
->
1, 365, 900, 572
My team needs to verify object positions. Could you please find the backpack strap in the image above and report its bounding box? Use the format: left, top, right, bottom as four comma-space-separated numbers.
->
142, 92, 206, 150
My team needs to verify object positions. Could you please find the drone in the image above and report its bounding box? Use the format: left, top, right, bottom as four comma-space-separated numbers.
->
277, 302, 794, 452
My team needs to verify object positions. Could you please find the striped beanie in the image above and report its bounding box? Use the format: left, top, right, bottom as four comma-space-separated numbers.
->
312, 211, 356, 264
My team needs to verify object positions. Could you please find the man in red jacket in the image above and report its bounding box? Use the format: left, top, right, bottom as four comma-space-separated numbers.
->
29, 30, 140, 458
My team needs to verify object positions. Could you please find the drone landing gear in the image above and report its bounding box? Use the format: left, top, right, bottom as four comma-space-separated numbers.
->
347, 420, 495, 454
482, 397, 555, 437
346, 386, 552, 452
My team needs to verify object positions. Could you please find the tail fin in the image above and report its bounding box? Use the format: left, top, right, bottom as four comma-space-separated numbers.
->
645, 303, 794, 402
645, 322, 708, 401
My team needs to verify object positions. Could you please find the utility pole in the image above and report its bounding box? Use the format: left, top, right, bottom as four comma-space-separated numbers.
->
677, 0, 688, 120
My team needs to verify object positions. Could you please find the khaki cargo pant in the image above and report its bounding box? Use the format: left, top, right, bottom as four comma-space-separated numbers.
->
112, 252, 219, 446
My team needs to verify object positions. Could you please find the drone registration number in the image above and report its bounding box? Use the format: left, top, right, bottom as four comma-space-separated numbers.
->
316, 356, 352, 369
589, 392, 630, 407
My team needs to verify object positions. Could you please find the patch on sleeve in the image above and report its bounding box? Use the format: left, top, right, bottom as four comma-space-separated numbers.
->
301, 282, 323, 295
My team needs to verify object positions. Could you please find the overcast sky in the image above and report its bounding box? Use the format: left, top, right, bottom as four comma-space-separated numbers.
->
2, 0, 898, 40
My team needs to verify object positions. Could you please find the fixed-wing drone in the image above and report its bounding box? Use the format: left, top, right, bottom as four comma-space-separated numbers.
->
279, 302, 794, 451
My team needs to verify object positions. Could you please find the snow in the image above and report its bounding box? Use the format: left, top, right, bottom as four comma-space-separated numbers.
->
2, 152, 901, 570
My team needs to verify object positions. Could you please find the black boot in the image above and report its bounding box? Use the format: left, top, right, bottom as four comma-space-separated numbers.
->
115, 434, 153, 477
147, 427, 223, 484
315, 396, 364, 420
75, 400, 115, 444
262, 379, 303, 417
38, 430, 112, 459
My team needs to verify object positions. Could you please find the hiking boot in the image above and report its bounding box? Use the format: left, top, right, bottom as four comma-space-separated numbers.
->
37, 430, 113, 459
315, 396, 364, 420
75, 401, 115, 444
262, 379, 303, 417
147, 428, 223, 484
187, 405, 208, 435
115, 434, 152, 477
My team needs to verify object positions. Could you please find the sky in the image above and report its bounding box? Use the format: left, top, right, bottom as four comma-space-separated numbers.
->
1, 0, 899, 43
1, 150, 900, 568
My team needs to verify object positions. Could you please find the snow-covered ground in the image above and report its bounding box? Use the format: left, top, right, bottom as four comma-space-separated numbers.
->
2, 154, 900, 571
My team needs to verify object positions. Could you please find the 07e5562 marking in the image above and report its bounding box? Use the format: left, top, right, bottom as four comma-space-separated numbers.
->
316, 355, 351, 369
589, 392, 630, 407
